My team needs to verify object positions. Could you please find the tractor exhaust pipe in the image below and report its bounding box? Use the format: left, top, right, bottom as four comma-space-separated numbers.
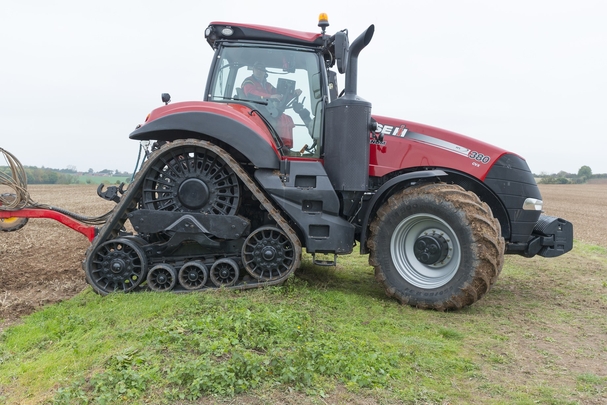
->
324, 25, 375, 193
344, 24, 375, 97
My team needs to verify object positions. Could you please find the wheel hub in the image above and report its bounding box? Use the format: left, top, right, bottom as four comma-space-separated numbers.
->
414, 232, 449, 265
178, 178, 209, 210
262, 246, 277, 261
218, 267, 231, 279
110, 258, 127, 274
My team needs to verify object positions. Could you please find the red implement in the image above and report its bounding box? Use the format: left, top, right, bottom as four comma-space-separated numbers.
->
0, 208, 97, 242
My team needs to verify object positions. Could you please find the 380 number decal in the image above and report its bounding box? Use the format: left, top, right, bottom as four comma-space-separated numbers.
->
468, 151, 491, 164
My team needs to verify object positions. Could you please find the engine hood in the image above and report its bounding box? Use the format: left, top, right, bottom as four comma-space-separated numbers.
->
370, 115, 517, 181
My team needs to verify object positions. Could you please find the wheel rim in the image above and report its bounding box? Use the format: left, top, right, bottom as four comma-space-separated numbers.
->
147, 264, 177, 292
210, 258, 239, 287
242, 226, 294, 280
142, 144, 240, 214
0, 216, 28, 232
88, 238, 147, 293
178, 261, 208, 290
390, 213, 461, 289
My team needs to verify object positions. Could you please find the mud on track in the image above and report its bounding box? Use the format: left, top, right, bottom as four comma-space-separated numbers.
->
0, 183, 606, 329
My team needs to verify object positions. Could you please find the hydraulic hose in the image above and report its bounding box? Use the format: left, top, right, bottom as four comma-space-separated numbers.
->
0, 147, 112, 225
0, 147, 32, 209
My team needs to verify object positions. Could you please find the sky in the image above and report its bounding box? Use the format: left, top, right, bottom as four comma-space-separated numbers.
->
1, 0, 606, 175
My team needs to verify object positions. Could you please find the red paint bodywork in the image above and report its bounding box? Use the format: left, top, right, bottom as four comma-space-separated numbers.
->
369, 115, 512, 180
143, 101, 516, 182
209, 21, 322, 43
197, 20, 520, 182
143, 101, 281, 154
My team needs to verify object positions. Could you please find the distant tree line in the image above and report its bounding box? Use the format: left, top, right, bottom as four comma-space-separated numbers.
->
537, 166, 606, 184
0, 166, 132, 185
0, 166, 79, 184
2, 164, 603, 186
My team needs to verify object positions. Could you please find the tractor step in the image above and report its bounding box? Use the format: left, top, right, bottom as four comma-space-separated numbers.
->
312, 253, 337, 266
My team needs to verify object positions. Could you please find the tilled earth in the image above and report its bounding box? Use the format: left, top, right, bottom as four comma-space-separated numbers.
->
0, 182, 605, 328
0, 185, 113, 327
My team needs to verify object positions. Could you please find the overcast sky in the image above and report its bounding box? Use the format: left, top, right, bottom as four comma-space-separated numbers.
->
1, 1, 606, 175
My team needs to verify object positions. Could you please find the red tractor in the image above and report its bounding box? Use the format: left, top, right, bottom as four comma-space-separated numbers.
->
0, 15, 573, 310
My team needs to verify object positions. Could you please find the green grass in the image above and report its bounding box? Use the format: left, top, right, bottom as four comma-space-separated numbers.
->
0, 243, 606, 404
77, 175, 131, 185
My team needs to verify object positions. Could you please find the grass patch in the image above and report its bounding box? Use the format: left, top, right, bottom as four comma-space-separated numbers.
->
1, 244, 606, 404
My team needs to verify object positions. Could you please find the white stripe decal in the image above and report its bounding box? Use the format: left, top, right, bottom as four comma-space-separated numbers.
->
405, 132, 470, 157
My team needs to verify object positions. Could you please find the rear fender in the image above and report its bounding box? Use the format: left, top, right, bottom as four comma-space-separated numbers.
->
129, 110, 280, 169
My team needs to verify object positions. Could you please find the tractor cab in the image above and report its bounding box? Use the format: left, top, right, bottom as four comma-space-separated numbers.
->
203, 17, 375, 196
204, 43, 325, 157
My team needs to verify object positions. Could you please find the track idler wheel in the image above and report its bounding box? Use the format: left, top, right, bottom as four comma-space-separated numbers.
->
210, 258, 239, 287
178, 261, 209, 290
242, 226, 295, 281
86, 238, 147, 294
147, 264, 177, 292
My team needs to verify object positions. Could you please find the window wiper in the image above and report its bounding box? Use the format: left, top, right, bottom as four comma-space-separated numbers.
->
211, 95, 269, 106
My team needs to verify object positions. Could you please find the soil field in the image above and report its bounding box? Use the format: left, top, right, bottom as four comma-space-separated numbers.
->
0, 183, 605, 328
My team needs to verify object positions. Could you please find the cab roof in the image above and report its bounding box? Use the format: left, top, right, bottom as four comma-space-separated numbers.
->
206, 21, 325, 49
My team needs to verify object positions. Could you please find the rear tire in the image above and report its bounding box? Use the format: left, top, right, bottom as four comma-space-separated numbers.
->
368, 183, 504, 310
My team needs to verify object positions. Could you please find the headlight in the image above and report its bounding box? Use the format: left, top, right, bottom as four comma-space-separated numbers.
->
523, 198, 543, 211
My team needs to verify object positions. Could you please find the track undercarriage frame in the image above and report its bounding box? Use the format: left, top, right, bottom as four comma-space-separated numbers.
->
82, 139, 302, 295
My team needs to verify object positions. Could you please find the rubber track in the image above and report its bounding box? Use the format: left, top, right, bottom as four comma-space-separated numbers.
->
83, 139, 302, 294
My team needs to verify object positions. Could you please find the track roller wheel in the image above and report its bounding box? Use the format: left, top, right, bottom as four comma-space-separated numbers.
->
210, 258, 239, 287
242, 226, 295, 280
147, 264, 177, 292
86, 238, 147, 295
178, 261, 209, 290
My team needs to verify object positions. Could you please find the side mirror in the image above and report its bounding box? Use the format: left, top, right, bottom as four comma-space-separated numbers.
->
333, 31, 349, 74
161, 93, 171, 105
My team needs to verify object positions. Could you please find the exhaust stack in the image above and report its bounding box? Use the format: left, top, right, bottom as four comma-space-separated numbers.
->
323, 25, 374, 193
344, 25, 375, 97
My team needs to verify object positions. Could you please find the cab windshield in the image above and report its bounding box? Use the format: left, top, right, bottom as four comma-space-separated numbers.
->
207, 45, 324, 157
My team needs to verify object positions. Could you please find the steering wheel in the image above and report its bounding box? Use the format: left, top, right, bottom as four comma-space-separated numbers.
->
285, 93, 300, 109
267, 92, 298, 117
